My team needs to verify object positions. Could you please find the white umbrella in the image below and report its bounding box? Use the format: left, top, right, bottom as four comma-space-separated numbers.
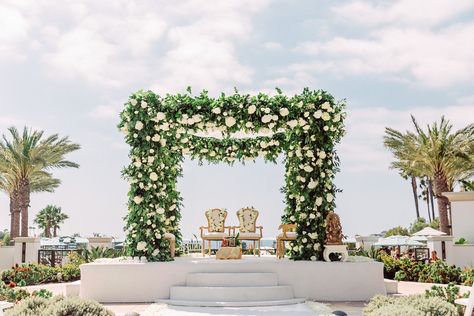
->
412, 227, 446, 236
374, 235, 425, 247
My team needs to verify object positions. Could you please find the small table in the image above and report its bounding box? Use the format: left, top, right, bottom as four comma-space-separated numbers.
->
323, 244, 349, 262
216, 247, 242, 260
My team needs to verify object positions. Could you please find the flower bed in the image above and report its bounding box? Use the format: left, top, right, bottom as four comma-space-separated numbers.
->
1, 263, 80, 287
379, 254, 473, 285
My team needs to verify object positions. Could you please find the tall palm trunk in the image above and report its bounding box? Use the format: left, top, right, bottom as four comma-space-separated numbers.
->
425, 186, 432, 222
428, 179, 436, 221
410, 175, 420, 218
433, 171, 450, 234
10, 189, 21, 238
53, 226, 58, 237
18, 178, 30, 237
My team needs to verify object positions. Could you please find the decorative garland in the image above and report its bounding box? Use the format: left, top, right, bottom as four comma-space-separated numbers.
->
118, 88, 346, 261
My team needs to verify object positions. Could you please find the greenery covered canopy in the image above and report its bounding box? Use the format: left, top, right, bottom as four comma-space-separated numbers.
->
119, 88, 346, 261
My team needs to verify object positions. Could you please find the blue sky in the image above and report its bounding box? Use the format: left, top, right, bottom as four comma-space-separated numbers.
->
1, 0, 473, 239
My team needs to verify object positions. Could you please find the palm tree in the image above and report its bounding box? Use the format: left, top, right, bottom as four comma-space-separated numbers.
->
0, 127, 80, 237
34, 205, 69, 237
384, 116, 474, 234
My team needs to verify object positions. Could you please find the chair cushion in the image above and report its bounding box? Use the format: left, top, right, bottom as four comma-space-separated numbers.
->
278, 232, 297, 239
239, 232, 261, 239
164, 233, 175, 240
202, 232, 228, 238
454, 298, 469, 306
205, 208, 228, 232
237, 207, 259, 232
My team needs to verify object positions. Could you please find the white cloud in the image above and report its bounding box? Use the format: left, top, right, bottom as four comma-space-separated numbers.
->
291, 1, 474, 88
340, 104, 474, 173
333, 0, 474, 27
262, 41, 282, 50
0, 3, 29, 61
89, 105, 119, 120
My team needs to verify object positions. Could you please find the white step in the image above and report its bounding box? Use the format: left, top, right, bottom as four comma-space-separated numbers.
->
156, 297, 306, 307
170, 285, 294, 302
186, 273, 278, 287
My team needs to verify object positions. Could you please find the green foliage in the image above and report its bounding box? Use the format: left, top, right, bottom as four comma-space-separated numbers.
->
364, 295, 457, 316
461, 267, 474, 286
425, 283, 468, 304
379, 255, 469, 285
455, 237, 468, 245
1, 231, 11, 246
418, 260, 462, 284
5, 296, 114, 316
34, 205, 69, 238
384, 226, 410, 237
119, 88, 346, 261
0, 282, 53, 303
409, 217, 439, 234
75, 246, 124, 263
460, 179, 474, 191
1, 263, 80, 286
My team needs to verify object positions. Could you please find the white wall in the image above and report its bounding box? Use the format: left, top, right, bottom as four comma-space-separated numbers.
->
452, 244, 474, 268
0, 246, 14, 272
444, 192, 474, 243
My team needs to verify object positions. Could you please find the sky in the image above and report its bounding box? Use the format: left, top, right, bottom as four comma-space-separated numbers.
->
0, 0, 473, 240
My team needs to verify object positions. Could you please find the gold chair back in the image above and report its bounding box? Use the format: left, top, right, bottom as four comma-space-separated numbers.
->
205, 208, 228, 232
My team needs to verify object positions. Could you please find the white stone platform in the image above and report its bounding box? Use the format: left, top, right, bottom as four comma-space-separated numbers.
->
80, 256, 385, 303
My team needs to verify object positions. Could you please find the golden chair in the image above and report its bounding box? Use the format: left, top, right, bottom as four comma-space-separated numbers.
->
276, 224, 297, 259
200, 208, 231, 256
233, 207, 263, 256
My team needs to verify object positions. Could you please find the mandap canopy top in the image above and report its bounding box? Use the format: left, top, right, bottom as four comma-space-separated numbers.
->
118, 88, 346, 261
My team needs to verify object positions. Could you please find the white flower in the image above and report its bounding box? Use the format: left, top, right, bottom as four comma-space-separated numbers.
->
323, 126, 329, 131
310, 256, 317, 261
287, 120, 298, 128
298, 118, 306, 127
333, 114, 341, 122
225, 117, 236, 127
212, 107, 221, 114
160, 123, 169, 131
321, 112, 331, 121
157, 208, 165, 214
321, 101, 331, 109
133, 196, 143, 204
155, 233, 162, 239
308, 180, 317, 189
303, 165, 313, 172
248, 105, 256, 114
121, 126, 129, 135
134, 161, 142, 168
141, 101, 148, 108
319, 151, 327, 159
152, 134, 160, 142
245, 122, 253, 128
135, 121, 144, 130
150, 172, 158, 181
302, 238, 307, 243
327, 193, 334, 202
313, 110, 322, 119
152, 249, 159, 256
155, 112, 166, 121
300, 196, 305, 202
315, 197, 323, 206
136, 241, 147, 251
309, 213, 316, 219
261, 115, 272, 123
130, 99, 138, 106
280, 108, 289, 116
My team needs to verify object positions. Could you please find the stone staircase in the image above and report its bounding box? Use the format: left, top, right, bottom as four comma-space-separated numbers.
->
157, 272, 305, 307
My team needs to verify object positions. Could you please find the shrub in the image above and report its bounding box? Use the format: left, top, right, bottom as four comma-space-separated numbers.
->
5, 297, 49, 316
364, 295, 457, 316
461, 267, 474, 286
1, 263, 80, 286
5, 296, 114, 316
418, 260, 462, 284
0, 282, 53, 303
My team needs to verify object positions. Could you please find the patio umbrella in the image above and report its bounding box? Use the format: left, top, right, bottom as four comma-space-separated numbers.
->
374, 235, 425, 247
412, 227, 446, 236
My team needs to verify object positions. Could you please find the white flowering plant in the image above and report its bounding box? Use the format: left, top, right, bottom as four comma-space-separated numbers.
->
118, 88, 346, 261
